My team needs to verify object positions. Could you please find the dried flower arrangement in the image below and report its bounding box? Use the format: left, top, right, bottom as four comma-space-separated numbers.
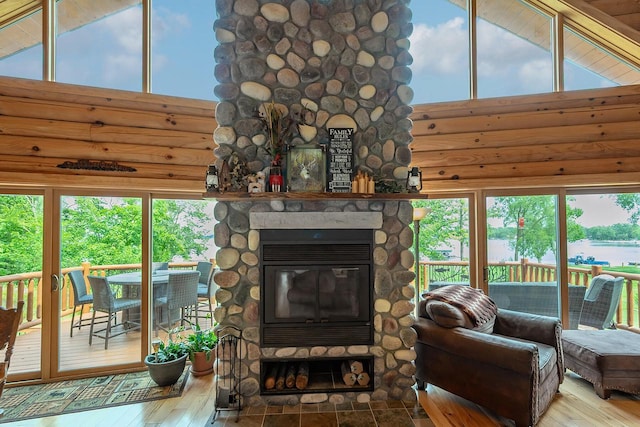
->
258, 101, 302, 166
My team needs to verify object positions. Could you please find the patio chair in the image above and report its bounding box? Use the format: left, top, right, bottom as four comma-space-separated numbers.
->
579, 274, 624, 329
190, 261, 216, 324
0, 301, 24, 416
154, 271, 199, 335
87, 276, 141, 349
69, 270, 95, 337
152, 262, 169, 273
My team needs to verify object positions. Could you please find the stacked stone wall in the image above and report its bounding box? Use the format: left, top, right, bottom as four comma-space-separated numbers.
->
213, 0, 414, 182
213, 199, 418, 405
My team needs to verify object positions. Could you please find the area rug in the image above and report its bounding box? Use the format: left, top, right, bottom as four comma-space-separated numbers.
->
0, 369, 189, 423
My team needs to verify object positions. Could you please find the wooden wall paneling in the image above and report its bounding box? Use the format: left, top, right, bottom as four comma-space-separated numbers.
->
413, 121, 640, 150
0, 155, 205, 182
413, 139, 638, 168
410, 85, 640, 119
0, 96, 216, 134
420, 156, 640, 181
0, 116, 213, 149
1, 136, 211, 167
412, 103, 640, 135
0, 77, 216, 117
0, 171, 204, 192
0, 77, 217, 192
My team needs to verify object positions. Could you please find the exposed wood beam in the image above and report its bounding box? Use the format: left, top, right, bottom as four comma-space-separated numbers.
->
530, 0, 640, 65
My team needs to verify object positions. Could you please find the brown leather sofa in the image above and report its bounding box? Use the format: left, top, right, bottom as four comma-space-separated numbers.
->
413, 299, 564, 427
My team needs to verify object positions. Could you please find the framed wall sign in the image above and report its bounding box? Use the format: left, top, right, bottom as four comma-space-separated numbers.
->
287, 145, 326, 192
327, 128, 354, 193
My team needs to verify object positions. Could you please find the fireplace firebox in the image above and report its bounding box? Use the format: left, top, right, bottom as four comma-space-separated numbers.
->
260, 229, 373, 348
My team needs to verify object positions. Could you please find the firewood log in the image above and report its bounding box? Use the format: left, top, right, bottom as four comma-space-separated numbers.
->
285, 362, 297, 388
349, 359, 363, 375
356, 372, 370, 386
264, 363, 279, 390
275, 363, 287, 390
341, 361, 357, 386
296, 361, 309, 390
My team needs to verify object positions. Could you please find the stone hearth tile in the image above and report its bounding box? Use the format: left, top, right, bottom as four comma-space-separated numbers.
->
282, 404, 301, 413
369, 400, 388, 410
337, 410, 377, 427
244, 405, 267, 415
263, 413, 300, 427
300, 412, 339, 427
351, 402, 371, 411
300, 403, 320, 412
318, 402, 336, 412
387, 400, 405, 409
372, 408, 414, 427
266, 405, 284, 414
334, 402, 352, 411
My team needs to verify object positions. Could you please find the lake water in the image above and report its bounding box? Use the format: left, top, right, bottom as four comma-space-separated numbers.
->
447, 239, 640, 267
488, 239, 640, 267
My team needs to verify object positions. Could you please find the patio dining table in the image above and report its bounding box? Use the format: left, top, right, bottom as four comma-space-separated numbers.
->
107, 270, 185, 326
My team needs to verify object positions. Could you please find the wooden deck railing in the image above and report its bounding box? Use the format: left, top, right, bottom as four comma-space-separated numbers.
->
0, 261, 207, 331
419, 259, 640, 331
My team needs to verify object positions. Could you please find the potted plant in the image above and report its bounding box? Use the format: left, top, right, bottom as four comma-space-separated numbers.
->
184, 325, 218, 377
144, 337, 189, 386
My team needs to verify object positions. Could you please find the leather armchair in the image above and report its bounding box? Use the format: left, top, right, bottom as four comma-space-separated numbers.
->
413, 300, 564, 427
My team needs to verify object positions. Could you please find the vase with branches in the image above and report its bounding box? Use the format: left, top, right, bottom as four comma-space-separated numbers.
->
259, 100, 299, 167
258, 101, 301, 191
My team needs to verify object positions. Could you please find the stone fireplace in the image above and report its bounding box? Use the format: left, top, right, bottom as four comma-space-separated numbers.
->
211, 0, 417, 406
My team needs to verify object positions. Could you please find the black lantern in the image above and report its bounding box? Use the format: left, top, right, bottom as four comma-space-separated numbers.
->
205, 165, 219, 192
406, 167, 422, 192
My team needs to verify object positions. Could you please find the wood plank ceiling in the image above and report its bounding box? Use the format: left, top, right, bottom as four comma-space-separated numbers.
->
0, 0, 140, 59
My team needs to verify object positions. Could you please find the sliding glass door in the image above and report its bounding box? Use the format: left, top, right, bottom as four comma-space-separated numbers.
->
56, 193, 145, 374
485, 194, 562, 322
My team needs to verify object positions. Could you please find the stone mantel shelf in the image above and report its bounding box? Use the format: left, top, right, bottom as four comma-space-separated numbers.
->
203, 191, 429, 201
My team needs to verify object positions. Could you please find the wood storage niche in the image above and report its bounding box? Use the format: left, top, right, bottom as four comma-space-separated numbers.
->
260, 356, 374, 395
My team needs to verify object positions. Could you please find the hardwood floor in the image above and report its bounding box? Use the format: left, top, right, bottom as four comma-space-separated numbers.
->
5, 369, 638, 426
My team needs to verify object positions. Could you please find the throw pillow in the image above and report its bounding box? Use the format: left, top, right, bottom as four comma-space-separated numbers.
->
425, 300, 495, 333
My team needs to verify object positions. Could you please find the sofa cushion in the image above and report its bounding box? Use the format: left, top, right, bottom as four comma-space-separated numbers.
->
425, 300, 495, 333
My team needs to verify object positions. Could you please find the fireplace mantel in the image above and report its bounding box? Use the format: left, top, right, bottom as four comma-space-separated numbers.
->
204, 191, 429, 201
250, 212, 382, 230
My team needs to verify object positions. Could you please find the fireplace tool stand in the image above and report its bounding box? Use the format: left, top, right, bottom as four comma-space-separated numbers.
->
211, 325, 242, 423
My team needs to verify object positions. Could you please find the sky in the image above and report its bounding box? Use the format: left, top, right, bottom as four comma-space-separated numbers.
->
0, 0, 619, 103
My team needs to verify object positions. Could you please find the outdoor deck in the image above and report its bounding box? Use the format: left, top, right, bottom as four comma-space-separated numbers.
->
9, 314, 215, 375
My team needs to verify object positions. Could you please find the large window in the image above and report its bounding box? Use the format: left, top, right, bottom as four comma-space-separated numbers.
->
409, 0, 640, 103
151, 0, 216, 100
56, 1, 143, 91
476, 0, 553, 98
408, 0, 469, 103
414, 197, 471, 295
0, 0, 216, 100
0, 7, 43, 80
567, 192, 640, 328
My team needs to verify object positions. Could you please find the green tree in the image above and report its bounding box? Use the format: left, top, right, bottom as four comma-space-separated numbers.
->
488, 196, 585, 262
413, 199, 469, 261
152, 199, 210, 262
60, 196, 212, 268
615, 193, 640, 224
0, 195, 44, 275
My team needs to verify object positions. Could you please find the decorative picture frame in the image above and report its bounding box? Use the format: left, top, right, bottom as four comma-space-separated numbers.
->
286, 145, 326, 192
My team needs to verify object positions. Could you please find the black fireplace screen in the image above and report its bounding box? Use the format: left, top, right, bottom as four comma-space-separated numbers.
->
260, 229, 373, 347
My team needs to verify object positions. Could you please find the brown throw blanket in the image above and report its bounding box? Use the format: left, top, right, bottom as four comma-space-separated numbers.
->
424, 285, 498, 326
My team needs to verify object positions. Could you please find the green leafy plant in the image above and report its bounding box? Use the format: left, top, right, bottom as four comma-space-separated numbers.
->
150, 337, 189, 363
183, 324, 218, 362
